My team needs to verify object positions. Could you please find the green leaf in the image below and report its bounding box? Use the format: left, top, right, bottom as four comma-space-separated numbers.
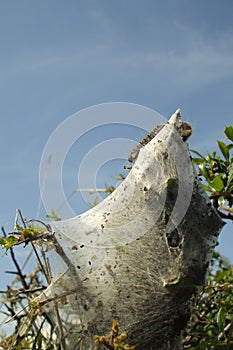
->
192, 157, 206, 165
208, 175, 224, 192
227, 183, 233, 192
15, 224, 37, 237
206, 153, 215, 162
218, 196, 225, 207
202, 184, 212, 192
93, 196, 99, 206
217, 307, 226, 331
217, 140, 229, 160
224, 125, 233, 141
0, 237, 5, 246
4, 236, 19, 248
220, 172, 227, 180
46, 208, 60, 221
28, 224, 46, 233
199, 163, 210, 180
190, 149, 205, 159
215, 269, 228, 283
226, 166, 233, 190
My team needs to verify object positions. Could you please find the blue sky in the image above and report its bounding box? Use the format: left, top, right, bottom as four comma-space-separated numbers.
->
1, 0, 233, 292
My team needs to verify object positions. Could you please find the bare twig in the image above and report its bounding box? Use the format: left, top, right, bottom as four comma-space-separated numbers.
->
0, 287, 46, 295
57, 187, 114, 213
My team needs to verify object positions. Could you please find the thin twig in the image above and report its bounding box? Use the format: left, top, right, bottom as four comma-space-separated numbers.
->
31, 242, 51, 284
26, 218, 52, 231
31, 317, 46, 350
53, 300, 68, 350
20, 248, 34, 270
0, 286, 46, 295
57, 187, 112, 213
7, 231, 53, 245
1, 226, 28, 290
36, 154, 52, 219
17, 209, 27, 228
219, 205, 233, 213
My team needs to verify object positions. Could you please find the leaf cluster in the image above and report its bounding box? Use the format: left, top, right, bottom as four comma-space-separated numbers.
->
0, 265, 53, 350
183, 253, 233, 349
191, 126, 233, 218
94, 320, 136, 350
0, 209, 52, 251
0, 224, 47, 250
